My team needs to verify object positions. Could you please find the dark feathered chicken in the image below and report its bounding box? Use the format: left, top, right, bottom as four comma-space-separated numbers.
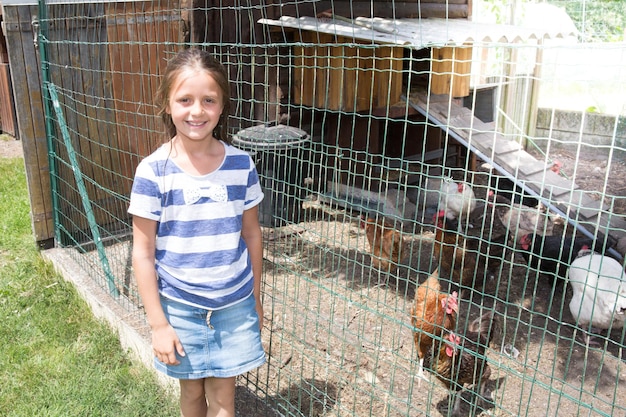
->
519, 233, 612, 285
433, 210, 506, 293
424, 312, 499, 416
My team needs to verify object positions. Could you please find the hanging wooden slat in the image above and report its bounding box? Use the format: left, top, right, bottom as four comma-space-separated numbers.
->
430, 45, 472, 97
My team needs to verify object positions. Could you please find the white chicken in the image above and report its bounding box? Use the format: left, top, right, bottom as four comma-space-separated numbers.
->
439, 177, 477, 224
405, 176, 477, 227
567, 249, 626, 347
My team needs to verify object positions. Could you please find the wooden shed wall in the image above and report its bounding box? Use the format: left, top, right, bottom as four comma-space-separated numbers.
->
105, 1, 184, 200
3, 3, 184, 246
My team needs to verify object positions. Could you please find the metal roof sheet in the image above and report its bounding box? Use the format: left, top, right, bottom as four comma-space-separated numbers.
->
259, 16, 578, 48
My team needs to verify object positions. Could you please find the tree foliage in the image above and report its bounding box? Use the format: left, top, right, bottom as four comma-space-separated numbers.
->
481, 0, 625, 42
548, 0, 624, 42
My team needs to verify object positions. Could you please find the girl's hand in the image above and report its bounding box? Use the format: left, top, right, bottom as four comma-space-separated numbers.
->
151, 323, 185, 365
256, 302, 264, 331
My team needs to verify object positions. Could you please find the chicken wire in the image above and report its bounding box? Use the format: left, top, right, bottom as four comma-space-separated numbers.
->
29, 1, 626, 416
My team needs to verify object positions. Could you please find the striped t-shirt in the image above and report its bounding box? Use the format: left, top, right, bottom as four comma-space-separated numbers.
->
128, 141, 264, 310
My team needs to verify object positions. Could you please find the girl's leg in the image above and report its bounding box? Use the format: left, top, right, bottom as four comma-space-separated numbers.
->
204, 376, 236, 417
179, 378, 207, 417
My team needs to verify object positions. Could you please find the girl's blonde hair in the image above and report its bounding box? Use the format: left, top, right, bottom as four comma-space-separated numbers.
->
155, 48, 232, 144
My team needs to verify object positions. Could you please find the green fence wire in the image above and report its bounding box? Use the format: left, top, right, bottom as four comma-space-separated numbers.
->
30, 1, 626, 416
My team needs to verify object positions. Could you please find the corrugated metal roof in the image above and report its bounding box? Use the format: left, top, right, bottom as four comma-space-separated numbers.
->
259, 16, 578, 48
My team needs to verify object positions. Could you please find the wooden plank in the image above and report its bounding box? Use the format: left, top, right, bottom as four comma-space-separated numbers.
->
524, 170, 575, 199
294, 31, 317, 108
450, 113, 494, 132
4, 5, 54, 243
355, 46, 375, 111
327, 42, 344, 110
373, 46, 403, 109
468, 131, 497, 153
293, 35, 306, 105
557, 189, 606, 220
491, 139, 522, 156
314, 33, 331, 109
341, 41, 358, 112
430, 46, 472, 97
451, 45, 472, 97
0, 64, 17, 136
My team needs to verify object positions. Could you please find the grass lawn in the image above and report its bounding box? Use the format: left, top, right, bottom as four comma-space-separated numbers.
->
0, 150, 179, 416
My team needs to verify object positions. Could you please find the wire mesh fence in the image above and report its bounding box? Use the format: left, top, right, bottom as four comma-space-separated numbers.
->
25, 0, 626, 416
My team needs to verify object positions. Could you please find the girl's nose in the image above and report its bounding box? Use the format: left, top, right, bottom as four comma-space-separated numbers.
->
190, 101, 204, 116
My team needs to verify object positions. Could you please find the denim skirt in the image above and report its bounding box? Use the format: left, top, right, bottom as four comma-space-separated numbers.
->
155, 293, 266, 379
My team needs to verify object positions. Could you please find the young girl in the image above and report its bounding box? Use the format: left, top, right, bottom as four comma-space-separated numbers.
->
128, 48, 265, 417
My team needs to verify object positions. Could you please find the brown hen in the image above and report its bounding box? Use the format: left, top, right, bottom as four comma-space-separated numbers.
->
364, 216, 404, 274
410, 268, 458, 386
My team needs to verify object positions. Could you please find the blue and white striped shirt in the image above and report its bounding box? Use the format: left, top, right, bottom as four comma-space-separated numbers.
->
128, 141, 264, 310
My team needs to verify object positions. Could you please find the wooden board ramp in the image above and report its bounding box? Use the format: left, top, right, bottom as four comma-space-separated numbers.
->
404, 91, 626, 259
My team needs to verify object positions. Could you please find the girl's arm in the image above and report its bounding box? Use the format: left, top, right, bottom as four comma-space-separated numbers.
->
132, 215, 184, 364
241, 205, 264, 330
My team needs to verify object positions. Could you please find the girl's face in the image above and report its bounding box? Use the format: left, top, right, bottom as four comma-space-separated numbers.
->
166, 69, 224, 143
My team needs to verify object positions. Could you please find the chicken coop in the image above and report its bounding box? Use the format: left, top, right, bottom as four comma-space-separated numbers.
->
6, 0, 626, 416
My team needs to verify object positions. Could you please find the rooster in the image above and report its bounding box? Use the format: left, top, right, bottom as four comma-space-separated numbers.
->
440, 177, 477, 225
519, 233, 612, 286
567, 248, 626, 347
487, 190, 555, 245
423, 312, 500, 416
410, 268, 458, 386
433, 210, 505, 293
363, 216, 404, 275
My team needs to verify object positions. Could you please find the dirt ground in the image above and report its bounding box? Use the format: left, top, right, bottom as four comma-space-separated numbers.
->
0, 136, 23, 159
5, 135, 626, 417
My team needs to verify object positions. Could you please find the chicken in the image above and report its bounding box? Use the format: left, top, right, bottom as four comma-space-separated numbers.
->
410, 268, 458, 385
440, 177, 477, 224
423, 312, 499, 416
363, 216, 404, 275
567, 249, 626, 347
433, 210, 505, 293
520, 233, 611, 286
487, 190, 554, 245
405, 176, 476, 227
